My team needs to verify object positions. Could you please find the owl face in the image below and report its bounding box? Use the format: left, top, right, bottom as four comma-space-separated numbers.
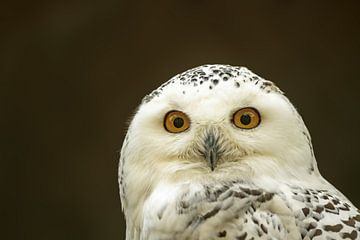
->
124, 65, 315, 184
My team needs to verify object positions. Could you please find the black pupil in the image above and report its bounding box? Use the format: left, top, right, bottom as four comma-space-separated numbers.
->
240, 114, 252, 125
173, 117, 184, 128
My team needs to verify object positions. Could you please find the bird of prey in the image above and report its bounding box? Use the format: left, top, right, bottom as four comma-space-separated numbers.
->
118, 64, 359, 240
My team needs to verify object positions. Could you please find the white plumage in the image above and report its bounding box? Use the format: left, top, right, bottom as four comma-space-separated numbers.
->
119, 64, 359, 240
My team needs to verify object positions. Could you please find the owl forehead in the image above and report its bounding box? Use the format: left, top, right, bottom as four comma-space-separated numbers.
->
142, 64, 282, 104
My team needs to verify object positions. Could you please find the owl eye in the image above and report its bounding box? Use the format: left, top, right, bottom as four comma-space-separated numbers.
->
232, 107, 261, 129
164, 111, 190, 133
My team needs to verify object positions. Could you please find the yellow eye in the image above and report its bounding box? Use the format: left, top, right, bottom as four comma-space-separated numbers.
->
232, 107, 261, 129
164, 111, 190, 133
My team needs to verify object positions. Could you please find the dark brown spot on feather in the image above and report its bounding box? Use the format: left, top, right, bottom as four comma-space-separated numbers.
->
314, 206, 324, 214
252, 216, 259, 225
324, 202, 335, 210
258, 193, 274, 202
306, 222, 317, 231
342, 230, 358, 240
342, 218, 356, 227
260, 224, 268, 234
234, 191, 247, 199
250, 189, 262, 196
241, 188, 252, 195
203, 206, 221, 220
339, 204, 350, 211
354, 214, 360, 221
217, 230, 226, 237
236, 232, 247, 240
323, 224, 343, 232
313, 229, 322, 237
302, 207, 310, 216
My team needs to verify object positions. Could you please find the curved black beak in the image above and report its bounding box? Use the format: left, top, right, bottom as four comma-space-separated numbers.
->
202, 132, 220, 171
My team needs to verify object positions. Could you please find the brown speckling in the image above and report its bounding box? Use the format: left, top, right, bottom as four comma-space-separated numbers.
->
236, 232, 247, 240
342, 218, 356, 227
252, 216, 259, 225
341, 230, 358, 240
217, 230, 226, 237
258, 193, 274, 202
339, 205, 351, 211
306, 222, 317, 231
260, 224, 268, 234
354, 214, 360, 221
324, 202, 336, 210
203, 206, 221, 220
142, 64, 283, 103
314, 206, 324, 214
302, 207, 310, 217
234, 191, 247, 199
323, 224, 343, 232
313, 229, 322, 237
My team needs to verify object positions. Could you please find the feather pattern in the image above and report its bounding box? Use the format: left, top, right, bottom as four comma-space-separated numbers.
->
141, 181, 359, 240
118, 64, 359, 240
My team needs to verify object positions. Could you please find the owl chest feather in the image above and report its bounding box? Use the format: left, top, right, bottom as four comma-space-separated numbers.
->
139, 181, 360, 240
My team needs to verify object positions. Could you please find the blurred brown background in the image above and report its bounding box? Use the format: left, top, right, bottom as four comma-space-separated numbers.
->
2, 1, 360, 239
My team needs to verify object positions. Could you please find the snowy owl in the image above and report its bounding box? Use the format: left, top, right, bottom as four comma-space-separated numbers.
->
118, 64, 359, 240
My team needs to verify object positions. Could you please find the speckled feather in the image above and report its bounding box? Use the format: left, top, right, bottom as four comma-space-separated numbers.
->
140, 181, 359, 240
142, 65, 282, 104
119, 64, 359, 240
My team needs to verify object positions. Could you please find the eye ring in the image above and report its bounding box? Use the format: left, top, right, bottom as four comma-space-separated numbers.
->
232, 107, 261, 129
164, 110, 190, 133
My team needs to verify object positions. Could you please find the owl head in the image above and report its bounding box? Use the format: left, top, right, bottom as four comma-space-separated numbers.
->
119, 64, 319, 212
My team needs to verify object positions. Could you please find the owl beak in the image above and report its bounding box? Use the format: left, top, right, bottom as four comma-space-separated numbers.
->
202, 132, 220, 171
